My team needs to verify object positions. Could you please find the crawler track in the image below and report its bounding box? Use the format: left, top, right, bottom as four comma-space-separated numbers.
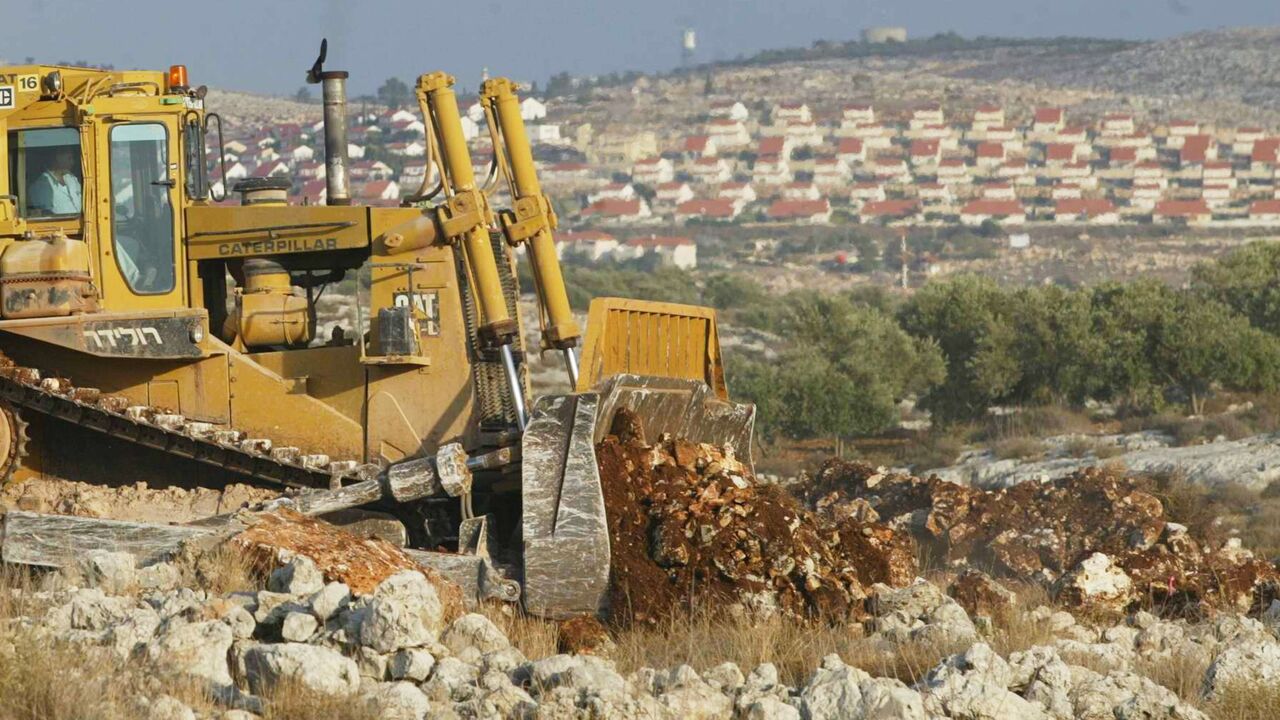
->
0, 353, 379, 489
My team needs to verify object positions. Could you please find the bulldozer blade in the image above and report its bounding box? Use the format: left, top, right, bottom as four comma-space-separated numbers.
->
593, 374, 755, 457
521, 391, 611, 618
520, 374, 755, 618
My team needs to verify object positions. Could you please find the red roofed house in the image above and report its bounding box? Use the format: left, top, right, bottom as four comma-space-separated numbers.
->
1179, 135, 1216, 167
860, 199, 921, 224
675, 198, 741, 223
689, 157, 733, 184
1101, 114, 1135, 137
706, 119, 750, 149
909, 104, 944, 129
842, 103, 875, 126
1249, 200, 1280, 224
1045, 143, 1081, 165
783, 120, 824, 147
782, 182, 821, 201
1109, 146, 1138, 167
1234, 127, 1267, 155
1032, 108, 1065, 134
980, 183, 1016, 200
757, 136, 792, 157
655, 182, 695, 205
972, 105, 1005, 131
974, 142, 1006, 167
556, 230, 619, 261
624, 235, 697, 269
1154, 199, 1212, 225
837, 138, 867, 164
872, 158, 911, 183
1252, 139, 1280, 172
752, 154, 792, 185
1054, 198, 1118, 224
772, 102, 811, 123
848, 182, 886, 204
580, 198, 653, 224
917, 182, 954, 204
682, 135, 718, 158
909, 139, 942, 165
300, 179, 327, 204
767, 199, 832, 224
631, 157, 675, 185
937, 158, 972, 184
812, 157, 852, 188
709, 100, 749, 122
358, 179, 401, 205
960, 199, 1025, 226
1051, 182, 1083, 200
717, 182, 757, 203
587, 182, 637, 204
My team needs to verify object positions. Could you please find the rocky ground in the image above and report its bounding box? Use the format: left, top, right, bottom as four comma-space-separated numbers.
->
926, 429, 1280, 491
5, 421, 1280, 717
4, 541, 1279, 719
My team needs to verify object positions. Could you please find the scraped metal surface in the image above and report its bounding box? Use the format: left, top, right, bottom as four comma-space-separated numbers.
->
594, 374, 756, 465
403, 548, 521, 606
521, 392, 612, 618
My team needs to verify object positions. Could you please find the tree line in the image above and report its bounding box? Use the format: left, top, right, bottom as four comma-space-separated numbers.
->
726, 243, 1280, 441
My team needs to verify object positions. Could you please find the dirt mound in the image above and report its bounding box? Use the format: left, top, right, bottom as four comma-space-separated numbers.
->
805, 460, 1280, 618
0, 477, 278, 524
229, 508, 463, 612
597, 411, 916, 626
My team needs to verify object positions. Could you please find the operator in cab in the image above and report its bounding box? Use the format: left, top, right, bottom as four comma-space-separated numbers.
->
28, 147, 83, 216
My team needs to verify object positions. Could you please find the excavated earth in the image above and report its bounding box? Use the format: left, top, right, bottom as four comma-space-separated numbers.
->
802, 461, 1280, 618
596, 411, 917, 626
0, 476, 279, 524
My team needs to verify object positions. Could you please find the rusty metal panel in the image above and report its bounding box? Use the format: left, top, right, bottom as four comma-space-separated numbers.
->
0, 309, 205, 359
577, 297, 728, 399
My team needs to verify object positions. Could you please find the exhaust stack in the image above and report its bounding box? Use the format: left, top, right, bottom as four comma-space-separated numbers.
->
307, 39, 351, 206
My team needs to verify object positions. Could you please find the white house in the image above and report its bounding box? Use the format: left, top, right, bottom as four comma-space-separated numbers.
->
709, 100, 749, 122
587, 183, 637, 204
772, 102, 811, 123
289, 146, 315, 163
557, 230, 619, 261
631, 157, 674, 186
625, 236, 697, 269
520, 97, 548, 121
655, 182, 695, 205
717, 183, 757, 204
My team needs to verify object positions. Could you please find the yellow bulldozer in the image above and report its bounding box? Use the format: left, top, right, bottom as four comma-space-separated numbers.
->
0, 42, 754, 617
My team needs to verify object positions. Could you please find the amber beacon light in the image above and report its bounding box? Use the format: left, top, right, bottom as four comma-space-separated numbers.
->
167, 64, 188, 91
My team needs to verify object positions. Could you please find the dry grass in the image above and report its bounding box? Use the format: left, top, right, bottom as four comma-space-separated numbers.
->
607, 609, 965, 687
1134, 650, 1213, 705
173, 540, 264, 595
993, 436, 1048, 461
479, 602, 560, 660
0, 626, 219, 720
259, 680, 376, 720
1202, 681, 1280, 720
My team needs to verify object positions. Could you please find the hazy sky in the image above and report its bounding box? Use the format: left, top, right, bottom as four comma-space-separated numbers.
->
3, 0, 1277, 96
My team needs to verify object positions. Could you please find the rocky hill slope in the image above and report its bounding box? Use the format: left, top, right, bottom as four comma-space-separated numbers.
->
964, 28, 1280, 113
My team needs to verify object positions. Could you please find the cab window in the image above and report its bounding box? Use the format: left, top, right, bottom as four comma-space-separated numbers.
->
5, 127, 83, 219
110, 123, 175, 295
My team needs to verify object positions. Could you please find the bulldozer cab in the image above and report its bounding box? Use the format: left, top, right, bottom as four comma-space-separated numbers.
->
1, 66, 192, 313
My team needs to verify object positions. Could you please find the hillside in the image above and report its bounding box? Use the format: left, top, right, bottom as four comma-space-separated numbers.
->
959, 27, 1280, 113
204, 88, 320, 128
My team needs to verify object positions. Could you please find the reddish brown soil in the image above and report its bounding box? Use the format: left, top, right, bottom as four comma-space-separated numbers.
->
597, 412, 916, 627
807, 460, 1280, 618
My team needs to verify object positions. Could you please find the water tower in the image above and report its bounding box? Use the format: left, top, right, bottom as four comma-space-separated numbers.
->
681, 28, 697, 66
